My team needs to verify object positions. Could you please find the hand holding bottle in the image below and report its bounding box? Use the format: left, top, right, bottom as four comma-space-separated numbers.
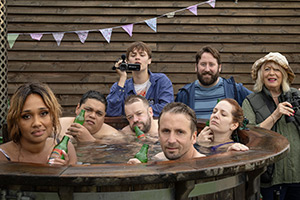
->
48, 150, 70, 166
66, 123, 96, 142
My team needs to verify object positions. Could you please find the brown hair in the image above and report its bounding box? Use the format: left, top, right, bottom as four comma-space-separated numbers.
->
7, 83, 62, 143
124, 95, 149, 107
126, 41, 152, 60
219, 98, 244, 128
159, 102, 197, 134
195, 46, 221, 65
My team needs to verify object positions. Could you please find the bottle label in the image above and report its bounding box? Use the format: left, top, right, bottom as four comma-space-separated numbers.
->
49, 148, 63, 160
137, 133, 145, 139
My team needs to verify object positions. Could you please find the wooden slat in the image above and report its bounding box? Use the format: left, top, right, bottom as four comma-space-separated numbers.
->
6, 0, 300, 117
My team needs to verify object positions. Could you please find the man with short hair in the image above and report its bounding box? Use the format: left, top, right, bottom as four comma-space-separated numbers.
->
176, 46, 252, 119
128, 102, 205, 164
122, 95, 158, 141
106, 41, 174, 117
60, 90, 124, 143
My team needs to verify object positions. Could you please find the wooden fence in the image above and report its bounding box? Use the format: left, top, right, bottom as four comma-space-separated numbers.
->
7, 0, 300, 116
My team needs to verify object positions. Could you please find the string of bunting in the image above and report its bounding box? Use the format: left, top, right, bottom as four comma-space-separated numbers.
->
7, 0, 216, 48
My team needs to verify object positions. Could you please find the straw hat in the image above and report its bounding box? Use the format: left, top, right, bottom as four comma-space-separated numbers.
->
251, 52, 295, 84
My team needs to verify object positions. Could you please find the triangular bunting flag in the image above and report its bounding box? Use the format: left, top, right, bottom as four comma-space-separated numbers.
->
188, 5, 198, 16
166, 12, 175, 18
100, 28, 113, 43
207, 0, 216, 8
75, 31, 89, 43
30, 33, 43, 41
7, 33, 19, 48
122, 24, 133, 37
145, 18, 157, 32
52, 32, 64, 46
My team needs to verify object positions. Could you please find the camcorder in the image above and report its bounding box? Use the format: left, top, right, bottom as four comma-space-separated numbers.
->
112, 54, 140, 71
284, 91, 300, 123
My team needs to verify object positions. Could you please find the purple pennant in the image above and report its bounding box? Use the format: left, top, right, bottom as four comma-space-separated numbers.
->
207, 0, 216, 8
188, 5, 198, 16
30, 33, 43, 41
122, 24, 133, 37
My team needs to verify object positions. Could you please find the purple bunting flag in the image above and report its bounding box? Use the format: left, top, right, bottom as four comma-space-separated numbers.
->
207, 0, 216, 8
122, 24, 133, 37
30, 33, 43, 41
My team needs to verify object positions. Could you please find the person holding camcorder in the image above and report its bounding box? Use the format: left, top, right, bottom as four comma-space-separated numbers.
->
242, 52, 300, 200
106, 41, 174, 117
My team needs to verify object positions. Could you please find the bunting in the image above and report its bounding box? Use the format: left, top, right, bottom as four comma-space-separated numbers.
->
7, 0, 216, 47
100, 28, 113, 43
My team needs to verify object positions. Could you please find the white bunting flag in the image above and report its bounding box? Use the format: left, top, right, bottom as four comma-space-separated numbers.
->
166, 12, 175, 18
52, 32, 65, 46
145, 18, 157, 32
75, 31, 89, 43
100, 28, 113, 43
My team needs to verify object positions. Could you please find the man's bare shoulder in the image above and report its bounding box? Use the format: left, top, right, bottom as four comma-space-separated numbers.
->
121, 125, 134, 135
59, 117, 75, 125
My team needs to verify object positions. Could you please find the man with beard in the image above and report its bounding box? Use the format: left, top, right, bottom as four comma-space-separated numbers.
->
175, 46, 252, 119
128, 102, 205, 164
59, 90, 125, 143
122, 95, 158, 142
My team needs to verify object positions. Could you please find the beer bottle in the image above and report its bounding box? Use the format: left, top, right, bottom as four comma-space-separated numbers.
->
74, 109, 85, 125
48, 136, 70, 163
134, 144, 149, 163
134, 126, 145, 140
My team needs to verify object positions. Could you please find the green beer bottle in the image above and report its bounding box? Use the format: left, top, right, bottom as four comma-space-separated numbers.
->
48, 136, 70, 163
134, 144, 149, 163
74, 109, 85, 125
134, 126, 145, 140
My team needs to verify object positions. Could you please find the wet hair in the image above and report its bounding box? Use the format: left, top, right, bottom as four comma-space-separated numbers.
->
7, 82, 62, 143
126, 41, 152, 60
195, 46, 221, 65
253, 61, 290, 93
124, 95, 149, 107
219, 98, 244, 128
79, 90, 107, 110
158, 102, 197, 134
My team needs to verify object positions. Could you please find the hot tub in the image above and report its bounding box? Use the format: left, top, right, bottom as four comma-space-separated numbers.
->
0, 119, 289, 200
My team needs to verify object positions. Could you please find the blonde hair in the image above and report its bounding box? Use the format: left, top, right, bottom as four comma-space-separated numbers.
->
253, 61, 290, 93
7, 83, 62, 143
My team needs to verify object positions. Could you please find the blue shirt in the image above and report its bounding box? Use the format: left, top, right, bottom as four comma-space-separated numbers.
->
106, 70, 174, 117
194, 79, 225, 119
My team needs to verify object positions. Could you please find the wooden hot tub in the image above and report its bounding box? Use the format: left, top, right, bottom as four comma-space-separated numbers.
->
0, 118, 290, 200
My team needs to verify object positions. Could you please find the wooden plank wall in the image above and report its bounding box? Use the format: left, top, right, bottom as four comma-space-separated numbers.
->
7, 0, 300, 116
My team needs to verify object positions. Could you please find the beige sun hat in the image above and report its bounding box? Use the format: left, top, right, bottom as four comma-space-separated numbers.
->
251, 52, 295, 84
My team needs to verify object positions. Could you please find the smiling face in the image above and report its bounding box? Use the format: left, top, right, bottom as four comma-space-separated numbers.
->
76, 98, 105, 135
18, 94, 53, 144
209, 101, 239, 135
125, 100, 152, 133
195, 52, 221, 87
158, 112, 197, 161
262, 61, 283, 92
127, 48, 152, 72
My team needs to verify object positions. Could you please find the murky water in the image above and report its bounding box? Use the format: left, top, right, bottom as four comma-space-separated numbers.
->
75, 136, 162, 164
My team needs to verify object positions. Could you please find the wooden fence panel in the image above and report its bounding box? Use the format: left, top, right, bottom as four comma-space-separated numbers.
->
7, 0, 300, 116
